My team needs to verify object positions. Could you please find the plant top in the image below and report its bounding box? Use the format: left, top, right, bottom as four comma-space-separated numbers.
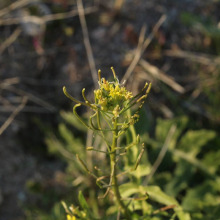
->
63, 67, 151, 126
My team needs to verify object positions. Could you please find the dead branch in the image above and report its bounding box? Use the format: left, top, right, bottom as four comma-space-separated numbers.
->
165, 49, 220, 66
0, 0, 36, 17
0, 6, 97, 26
77, 0, 98, 88
0, 28, 21, 54
0, 96, 28, 135
139, 59, 185, 94
122, 14, 167, 83
144, 124, 176, 185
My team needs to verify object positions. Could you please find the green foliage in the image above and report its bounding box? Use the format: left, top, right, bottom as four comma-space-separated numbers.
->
31, 62, 219, 219
28, 109, 219, 219
45, 112, 87, 175
62, 191, 98, 220
145, 116, 219, 219
25, 202, 66, 220
60, 111, 88, 133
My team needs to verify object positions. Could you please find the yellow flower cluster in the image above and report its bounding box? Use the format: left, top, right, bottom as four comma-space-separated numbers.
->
66, 214, 76, 220
94, 77, 133, 114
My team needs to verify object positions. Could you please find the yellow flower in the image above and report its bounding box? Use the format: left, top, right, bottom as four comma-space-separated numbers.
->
113, 105, 120, 117
67, 214, 76, 220
94, 68, 133, 113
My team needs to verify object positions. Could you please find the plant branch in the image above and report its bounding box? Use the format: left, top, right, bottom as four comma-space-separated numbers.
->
110, 118, 131, 219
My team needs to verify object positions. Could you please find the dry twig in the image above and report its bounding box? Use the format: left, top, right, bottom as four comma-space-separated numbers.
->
0, 27, 21, 54
77, 0, 98, 87
0, 0, 34, 17
0, 96, 28, 135
121, 25, 146, 83
0, 6, 97, 26
2, 85, 56, 111
139, 59, 185, 94
0, 106, 54, 113
76, 0, 99, 186
0, 77, 20, 86
165, 49, 220, 66
144, 124, 176, 185
122, 14, 167, 83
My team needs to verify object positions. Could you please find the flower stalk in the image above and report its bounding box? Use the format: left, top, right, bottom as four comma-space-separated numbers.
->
110, 118, 131, 219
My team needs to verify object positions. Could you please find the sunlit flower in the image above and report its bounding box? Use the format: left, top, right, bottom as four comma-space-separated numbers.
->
94, 69, 133, 112
67, 214, 76, 220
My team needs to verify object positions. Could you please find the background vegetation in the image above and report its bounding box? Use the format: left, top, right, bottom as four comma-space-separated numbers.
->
0, 0, 219, 219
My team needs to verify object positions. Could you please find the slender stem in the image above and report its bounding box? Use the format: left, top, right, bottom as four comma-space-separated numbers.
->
127, 109, 137, 142
97, 110, 111, 152
110, 118, 131, 219
127, 108, 138, 162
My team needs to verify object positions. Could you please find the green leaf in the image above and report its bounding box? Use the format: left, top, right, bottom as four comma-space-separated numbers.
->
58, 123, 84, 157
78, 191, 95, 219
61, 111, 87, 132
178, 130, 216, 156
120, 183, 190, 220
46, 134, 64, 156
78, 191, 89, 211
142, 185, 190, 220
130, 164, 151, 179
135, 108, 152, 134
165, 160, 194, 196
155, 117, 188, 149
143, 185, 178, 205
182, 180, 220, 212
120, 182, 140, 198
58, 123, 75, 145
202, 150, 220, 173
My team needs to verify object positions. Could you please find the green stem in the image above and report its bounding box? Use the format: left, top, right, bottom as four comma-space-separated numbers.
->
126, 108, 138, 164
110, 118, 131, 219
127, 108, 137, 141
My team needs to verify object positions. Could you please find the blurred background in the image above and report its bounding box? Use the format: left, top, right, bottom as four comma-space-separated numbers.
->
0, 0, 219, 219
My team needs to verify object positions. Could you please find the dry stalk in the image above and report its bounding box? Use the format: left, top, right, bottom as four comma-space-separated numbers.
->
0, 6, 97, 26
0, 0, 35, 17
165, 49, 220, 66
0, 96, 28, 135
144, 124, 176, 185
0, 28, 21, 54
122, 14, 167, 83
139, 59, 185, 94
77, 0, 98, 87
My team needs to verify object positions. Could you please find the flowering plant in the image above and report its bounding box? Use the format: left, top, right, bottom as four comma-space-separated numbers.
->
62, 67, 151, 219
